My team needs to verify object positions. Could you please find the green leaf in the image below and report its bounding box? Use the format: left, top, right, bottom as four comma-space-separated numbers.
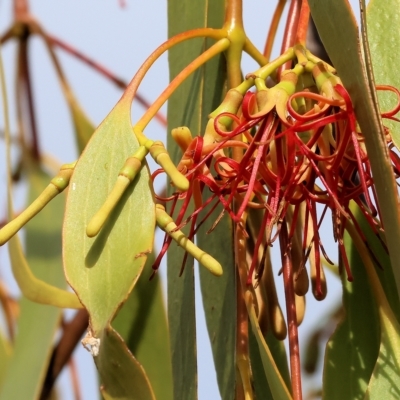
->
249, 327, 291, 400
322, 231, 380, 399
367, 0, 400, 150
324, 201, 400, 399
364, 331, 400, 399
0, 167, 66, 400
166, 251, 196, 400
309, 0, 400, 313
349, 203, 400, 321
112, 257, 173, 400
95, 325, 155, 400
247, 301, 292, 400
349, 203, 400, 398
69, 99, 96, 153
191, 4, 238, 399
63, 100, 155, 335
249, 328, 274, 400
0, 329, 11, 388
167, 1, 229, 398
197, 207, 236, 400
41, 33, 95, 152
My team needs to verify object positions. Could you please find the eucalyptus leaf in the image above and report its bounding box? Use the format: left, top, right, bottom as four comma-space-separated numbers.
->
249, 328, 273, 400
364, 330, 400, 399
247, 301, 293, 400
249, 326, 291, 400
367, 0, 400, 150
166, 1, 209, 398
322, 231, 380, 399
0, 329, 11, 388
197, 206, 236, 400
41, 32, 95, 152
167, 0, 235, 398
0, 167, 66, 400
349, 202, 400, 321
191, 2, 238, 397
63, 100, 155, 335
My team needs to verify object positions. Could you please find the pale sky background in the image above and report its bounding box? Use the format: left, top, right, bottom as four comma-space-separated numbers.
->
0, 1, 360, 399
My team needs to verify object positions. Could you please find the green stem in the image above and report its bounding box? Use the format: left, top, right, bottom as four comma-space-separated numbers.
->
243, 37, 268, 66
255, 48, 295, 81
224, 0, 245, 88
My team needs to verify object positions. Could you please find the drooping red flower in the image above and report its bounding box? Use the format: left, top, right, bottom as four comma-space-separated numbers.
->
153, 63, 400, 303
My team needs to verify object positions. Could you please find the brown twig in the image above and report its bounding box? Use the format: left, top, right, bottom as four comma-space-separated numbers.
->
40, 309, 89, 400
14, 0, 29, 19
69, 356, 82, 400
17, 34, 40, 160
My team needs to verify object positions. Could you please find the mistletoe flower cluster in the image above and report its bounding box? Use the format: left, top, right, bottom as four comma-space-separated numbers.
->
154, 45, 400, 303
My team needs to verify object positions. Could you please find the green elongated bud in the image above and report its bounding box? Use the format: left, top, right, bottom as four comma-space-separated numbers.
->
0, 163, 75, 246
148, 141, 189, 191
171, 127, 193, 153
155, 205, 223, 276
86, 146, 147, 238
86, 175, 131, 238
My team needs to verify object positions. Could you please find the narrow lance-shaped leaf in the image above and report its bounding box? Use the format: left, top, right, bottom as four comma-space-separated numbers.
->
167, 0, 237, 398
323, 227, 380, 399
0, 329, 11, 389
40, 30, 95, 152
0, 167, 67, 400
167, 2, 208, 399
246, 297, 293, 400
367, 0, 400, 147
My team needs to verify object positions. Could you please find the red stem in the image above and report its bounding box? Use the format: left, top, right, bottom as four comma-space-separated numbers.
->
14, 0, 29, 19
296, 0, 310, 45
279, 219, 302, 400
279, 0, 302, 74
264, 0, 286, 60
